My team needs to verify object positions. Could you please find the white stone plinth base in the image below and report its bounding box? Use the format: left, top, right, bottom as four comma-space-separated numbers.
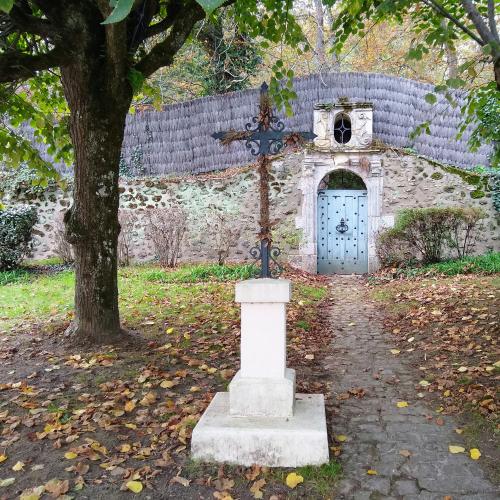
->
229, 368, 296, 418
191, 392, 329, 467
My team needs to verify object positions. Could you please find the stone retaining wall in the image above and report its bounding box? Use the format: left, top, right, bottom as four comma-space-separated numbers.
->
3, 149, 498, 269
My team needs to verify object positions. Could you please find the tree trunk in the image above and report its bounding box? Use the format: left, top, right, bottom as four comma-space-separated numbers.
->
60, 32, 131, 343
313, 0, 326, 69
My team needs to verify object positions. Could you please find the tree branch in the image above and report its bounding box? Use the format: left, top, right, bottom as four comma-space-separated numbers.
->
134, 0, 205, 78
487, 0, 499, 42
9, 2, 58, 39
421, 0, 484, 46
0, 47, 68, 83
461, 0, 498, 46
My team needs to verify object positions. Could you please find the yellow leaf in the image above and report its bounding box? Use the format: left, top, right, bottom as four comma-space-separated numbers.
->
120, 444, 131, 453
419, 380, 430, 387
449, 445, 465, 454
455, 428, 464, 434
0, 477, 15, 487
160, 380, 175, 389
443, 390, 451, 397
457, 366, 468, 373
0, 454, 7, 463
64, 452, 77, 460
469, 448, 481, 460
125, 423, 137, 429
190, 386, 201, 392
126, 480, 143, 493
12, 461, 25, 471
285, 472, 304, 489
166, 327, 174, 334
124, 400, 136, 412
19, 485, 45, 500
396, 401, 409, 408
335, 435, 347, 442
390, 349, 400, 355
367, 469, 378, 475
183, 333, 191, 340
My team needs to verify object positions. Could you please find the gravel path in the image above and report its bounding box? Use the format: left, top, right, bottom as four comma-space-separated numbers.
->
325, 276, 498, 500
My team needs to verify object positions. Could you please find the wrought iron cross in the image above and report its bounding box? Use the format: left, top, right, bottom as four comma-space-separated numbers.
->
212, 82, 316, 278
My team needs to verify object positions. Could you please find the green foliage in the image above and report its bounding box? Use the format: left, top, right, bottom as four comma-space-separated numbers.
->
395, 252, 500, 278
119, 146, 146, 178
0, 0, 13, 13
144, 263, 258, 283
0, 268, 29, 286
378, 207, 486, 266
0, 72, 72, 179
0, 205, 38, 270
0, 163, 57, 199
331, 0, 500, 167
460, 83, 500, 169
102, 0, 135, 24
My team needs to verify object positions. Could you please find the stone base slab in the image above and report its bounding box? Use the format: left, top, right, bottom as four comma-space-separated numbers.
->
191, 392, 329, 467
229, 368, 296, 417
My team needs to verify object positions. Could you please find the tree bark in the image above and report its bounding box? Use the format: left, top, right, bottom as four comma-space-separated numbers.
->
59, 5, 132, 344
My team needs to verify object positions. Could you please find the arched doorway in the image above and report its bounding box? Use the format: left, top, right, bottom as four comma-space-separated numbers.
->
317, 169, 368, 274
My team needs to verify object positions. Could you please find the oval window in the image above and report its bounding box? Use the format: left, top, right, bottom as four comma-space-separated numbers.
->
333, 113, 352, 144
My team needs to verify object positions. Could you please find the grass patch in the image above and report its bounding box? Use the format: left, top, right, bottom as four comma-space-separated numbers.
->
144, 263, 258, 283
272, 461, 342, 497
396, 252, 500, 278
0, 268, 30, 286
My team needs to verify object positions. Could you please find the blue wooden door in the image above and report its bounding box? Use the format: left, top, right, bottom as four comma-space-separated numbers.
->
317, 189, 368, 274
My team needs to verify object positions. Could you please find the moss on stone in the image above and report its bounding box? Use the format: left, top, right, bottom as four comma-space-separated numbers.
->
443, 186, 455, 193
439, 164, 484, 187
431, 172, 443, 180
470, 189, 485, 199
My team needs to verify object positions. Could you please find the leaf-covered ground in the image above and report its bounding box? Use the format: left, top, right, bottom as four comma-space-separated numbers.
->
370, 274, 499, 480
0, 265, 339, 499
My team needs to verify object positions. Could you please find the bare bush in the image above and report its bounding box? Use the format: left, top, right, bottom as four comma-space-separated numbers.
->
146, 205, 187, 267
204, 206, 240, 265
53, 213, 74, 264
448, 207, 485, 258
375, 228, 414, 268
118, 210, 138, 266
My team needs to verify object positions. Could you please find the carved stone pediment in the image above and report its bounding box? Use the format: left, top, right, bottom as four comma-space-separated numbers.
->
313, 101, 373, 151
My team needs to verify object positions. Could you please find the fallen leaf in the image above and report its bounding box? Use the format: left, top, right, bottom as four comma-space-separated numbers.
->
449, 445, 465, 454
0, 454, 7, 463
214, 478, 234, 491
19, 485, 45, 500
455, 428, 464, 434
170, 476, 190, 487
12, 461, 24, 471
457, 366, 468, 373
166, 327, 174, 334
367, 469, 377, 475
44, 479, 69, 497
0, 477, 15, 487
469, 448, 481, 460
335, 434, 347, 442
124, 400, 136, 412
160, 380, 175, 389
390, 349, 400, 355
399, 449, 411, 457
305, 354, 314, 360
396, 401, 409, 408
419, 380, 430, 387
285, 472, 304, 489
213, 493, 233, 500
250, 478, 266, 499
64, 452, 77, 460
126, 480, 143, 493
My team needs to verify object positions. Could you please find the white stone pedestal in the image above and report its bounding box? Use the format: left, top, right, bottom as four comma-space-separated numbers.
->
191, 279, 329, 467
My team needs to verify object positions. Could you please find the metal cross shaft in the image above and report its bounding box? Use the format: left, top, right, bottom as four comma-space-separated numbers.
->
212, 82, 316, 278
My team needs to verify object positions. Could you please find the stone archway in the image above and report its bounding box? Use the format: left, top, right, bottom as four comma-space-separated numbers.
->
295, 151, 384, 274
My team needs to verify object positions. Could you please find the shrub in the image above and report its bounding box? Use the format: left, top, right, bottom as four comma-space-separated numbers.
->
146, 205, 187, 267
0, 205, 38, 270
377, 207, 485, 267
118, 210, 138, 266
203, 206, 240, 265
376, 227, 414, 268
53, 213, 74, 264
